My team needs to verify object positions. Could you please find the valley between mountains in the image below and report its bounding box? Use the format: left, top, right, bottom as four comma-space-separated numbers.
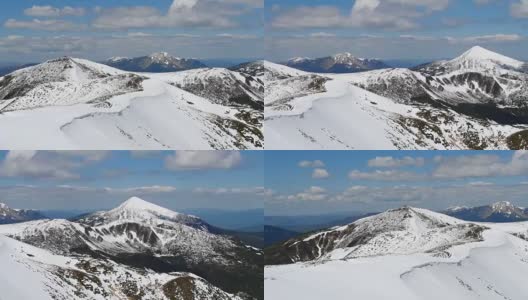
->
265, 203, 528, 300
0, 197, 263, 300
265, 46, 528, 150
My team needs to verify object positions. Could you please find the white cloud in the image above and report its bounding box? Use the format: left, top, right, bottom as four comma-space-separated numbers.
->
106, 185, 178, 193
298, 160, 325, 168
310, 32, 337, 38
467, 181, 494, 186
368, 156, 425, 168
4, 19, 83, 31
0, 151, 80, 179
433, 152, 528, 178
0, 151, 112, 180
286, 186, 328, 201
312, 168, 330, 179
52, 151, 110, 162
271, 0, 450, 30
165, 151, 242, 170
349, 169, 422, 181
458, 34, 523, 43
511, 0, 528, 18
216, 33, 257, 39
24, 5, 86, 17
92, 0, 257, 30
193, 186, 271, 196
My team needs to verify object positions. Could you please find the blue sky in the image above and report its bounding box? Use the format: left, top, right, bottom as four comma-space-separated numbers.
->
266, 0, 528, 61
0, 151, 265, 211
265, 151, 528, 215
0, 0, 263, 63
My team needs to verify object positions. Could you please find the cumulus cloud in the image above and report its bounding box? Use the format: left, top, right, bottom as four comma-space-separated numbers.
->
433, 152, 528, 178
4, 19, 84, 31
92, 0, 258, 29
268, 183, 528, 215
348, 169, 422, 181
0, 151, 78, 179
24, 5, 85, 17
368, 156, 425, 168
511, 0, 528, 18
0, 151, 113, 180
283, 186, 328, 201
193, 186, 270, 196
0, 34, 262, 62
107, 185, 178, 193
165, 151, 242, 170
312, 168, 330, 179
456, 34, 523, 43
271, 0, 449, 30
298, 160, 325, 168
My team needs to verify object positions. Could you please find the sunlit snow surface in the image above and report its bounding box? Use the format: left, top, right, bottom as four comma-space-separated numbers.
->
0, 197, 255, 299
0, 58, 263, 150
265, 209, 528, 300
265, 47, 528, 150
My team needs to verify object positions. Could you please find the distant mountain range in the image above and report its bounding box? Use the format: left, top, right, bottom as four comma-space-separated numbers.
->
0, 63, 38, 76
103, 52, 207, 72
0, 203, 45, 224
444, 201, 528, 222
284, 53, 390, 73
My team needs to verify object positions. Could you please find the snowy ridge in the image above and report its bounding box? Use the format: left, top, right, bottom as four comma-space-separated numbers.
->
266, 47, 528, 150
0, 57, 264, 149
0, 197, 262, 299
0, 234, 245, 300
266, 207, 482, 264
265, 207, 528, 300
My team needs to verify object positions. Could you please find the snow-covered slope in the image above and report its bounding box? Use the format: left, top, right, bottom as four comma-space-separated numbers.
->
0, 57, 263, 150
265, 47, 528, 150
419, 46, 525, 75
265, 207, 528, 300
0, 234, 245, 300
0, 197, 251, 263
0, 197, 263, 300
265, 207, 482, 264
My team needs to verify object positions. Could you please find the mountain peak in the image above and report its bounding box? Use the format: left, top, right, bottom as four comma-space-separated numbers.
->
462, 46, 502, 59
491, 201, 515, 212
150, 51, 169, 57
455, 45, 523, 67
114, 196, 179, 216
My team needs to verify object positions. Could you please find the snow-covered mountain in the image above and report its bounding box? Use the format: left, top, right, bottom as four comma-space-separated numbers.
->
104, 52, 207, 72
0, 57, 263, 149
0, 197, 262, 300
284, 53, 390, 73
265, 47, 528, 150
265, 206, 528, 300
0, 203, 45, 224
265, 207, 482, 264
444, 201, 528, 222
